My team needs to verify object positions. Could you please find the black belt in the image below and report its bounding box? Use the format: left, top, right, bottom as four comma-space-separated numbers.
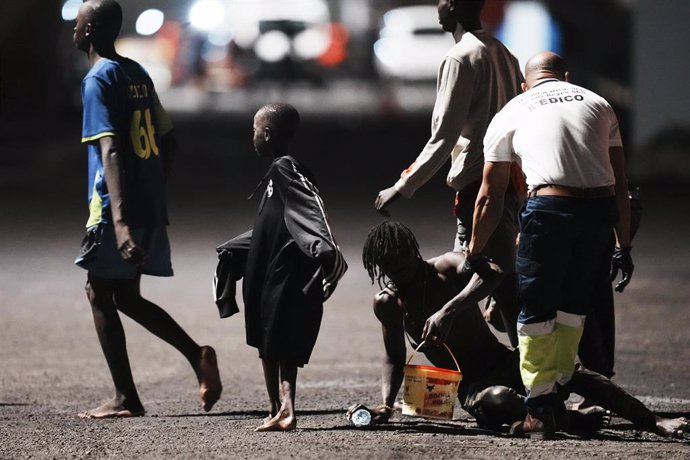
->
527, 185, 615, 199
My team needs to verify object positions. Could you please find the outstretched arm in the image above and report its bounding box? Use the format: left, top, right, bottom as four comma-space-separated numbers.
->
375, 57, 475, 216
422, 254, 504, 346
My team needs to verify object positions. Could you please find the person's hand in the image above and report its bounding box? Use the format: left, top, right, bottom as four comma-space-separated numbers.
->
610, 246, 633, 292
374, 187, 400, 217
370, 404, 394, 424
114, 224, 145, 265
421, 308, 453, 348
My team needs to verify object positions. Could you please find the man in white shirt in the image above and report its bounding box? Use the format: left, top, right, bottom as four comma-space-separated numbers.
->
374, 0, 524, 345
463, 51, 633, 439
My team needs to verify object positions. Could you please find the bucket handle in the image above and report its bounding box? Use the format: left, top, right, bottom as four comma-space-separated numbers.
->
406, 340, 462, 374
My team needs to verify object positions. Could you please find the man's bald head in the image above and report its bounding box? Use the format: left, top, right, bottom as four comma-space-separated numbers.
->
523, 52, 569, 90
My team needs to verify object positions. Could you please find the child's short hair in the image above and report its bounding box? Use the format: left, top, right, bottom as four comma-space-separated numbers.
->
257, 103, 300, 141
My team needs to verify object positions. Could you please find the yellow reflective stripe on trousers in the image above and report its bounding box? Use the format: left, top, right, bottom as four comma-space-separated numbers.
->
555, 310, 585, 385
518, 312, 586, 396
518, 326, 559, 397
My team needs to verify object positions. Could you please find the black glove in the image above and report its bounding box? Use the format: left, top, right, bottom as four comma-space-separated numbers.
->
610, 246, 634, 292
462, 254, 498, 280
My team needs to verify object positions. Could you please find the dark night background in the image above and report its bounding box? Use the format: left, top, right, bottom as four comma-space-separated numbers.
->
1, 2, 690, 457
1, 0, 689, 296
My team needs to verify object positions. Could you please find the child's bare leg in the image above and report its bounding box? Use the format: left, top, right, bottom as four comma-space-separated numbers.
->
80, 274, 144, 418
195, 346, 222, 412
255, 363, 297, 431
113, 277, 222, 411
258, 359, 281, 424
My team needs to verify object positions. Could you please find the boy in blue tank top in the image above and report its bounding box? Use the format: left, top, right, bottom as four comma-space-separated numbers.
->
73, 0, 221, 418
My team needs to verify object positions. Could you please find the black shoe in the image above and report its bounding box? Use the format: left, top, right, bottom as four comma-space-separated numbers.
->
567, 407, 611, 432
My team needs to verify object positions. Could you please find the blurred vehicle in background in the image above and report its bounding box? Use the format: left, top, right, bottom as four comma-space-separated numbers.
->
186, 0, 349, 89
372, 5, 454, 81
62, 0, 350, 93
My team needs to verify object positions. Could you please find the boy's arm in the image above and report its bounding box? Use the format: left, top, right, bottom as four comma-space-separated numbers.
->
99, 135, 143, 264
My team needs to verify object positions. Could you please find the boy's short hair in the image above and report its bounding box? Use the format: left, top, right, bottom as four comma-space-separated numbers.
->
84, 0, 123, 45
258, 103, 300, 141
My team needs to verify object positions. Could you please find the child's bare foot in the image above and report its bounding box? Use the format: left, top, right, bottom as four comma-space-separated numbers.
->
78, 399, 145, 419
254, 411, 297, 432
196, 346, 222, 412
656, 416, 688, 438
262, 410, 277, 425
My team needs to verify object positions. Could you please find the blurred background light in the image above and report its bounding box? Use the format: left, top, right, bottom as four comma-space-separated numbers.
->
208, 29, 235, 47
293, 28, 330, 61
189, 0, 226, 32
380, 8, 416, 36
373, 38, 402, 70
61, 0, 81, 21
135, 9, 165, 36
497, 0, 562, 71
254, 30, 291, 63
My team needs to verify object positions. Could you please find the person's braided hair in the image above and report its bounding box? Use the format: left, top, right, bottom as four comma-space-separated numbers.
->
362, 221, 422, 289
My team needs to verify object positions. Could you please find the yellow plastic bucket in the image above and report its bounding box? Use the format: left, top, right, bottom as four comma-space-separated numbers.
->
402, 341, 462, 420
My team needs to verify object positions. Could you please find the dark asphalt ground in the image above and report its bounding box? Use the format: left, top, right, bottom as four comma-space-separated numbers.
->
1, 113, 689, 458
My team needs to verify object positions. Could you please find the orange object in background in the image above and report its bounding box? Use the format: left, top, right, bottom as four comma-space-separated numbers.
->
481, 0, 508, 32
318, 22, 349, 67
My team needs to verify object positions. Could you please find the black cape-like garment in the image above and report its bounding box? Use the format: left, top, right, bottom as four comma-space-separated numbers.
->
215, 156, 346, 366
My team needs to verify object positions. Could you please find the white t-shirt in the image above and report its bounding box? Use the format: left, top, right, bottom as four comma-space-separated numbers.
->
394, 30, 523, 197
483, 79, 622, 190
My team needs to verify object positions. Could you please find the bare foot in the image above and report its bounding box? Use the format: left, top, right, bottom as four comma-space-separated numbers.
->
78, 399, 145, 419
196, 346, 222, 412
656, 416, 688, 438
254, 411, 297, 432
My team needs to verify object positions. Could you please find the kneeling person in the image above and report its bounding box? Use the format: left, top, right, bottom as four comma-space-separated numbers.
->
356, 221, 687, 438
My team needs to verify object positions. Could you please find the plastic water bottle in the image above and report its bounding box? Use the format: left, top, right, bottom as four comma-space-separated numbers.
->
350, 408, 372, 427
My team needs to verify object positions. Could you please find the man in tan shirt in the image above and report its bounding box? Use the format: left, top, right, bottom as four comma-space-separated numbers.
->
375, 0, 524, 344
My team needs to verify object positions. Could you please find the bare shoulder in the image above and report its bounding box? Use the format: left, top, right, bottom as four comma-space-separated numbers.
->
374, 285, 398, 306
429, 252, 465, 275
373, 285, 403, 322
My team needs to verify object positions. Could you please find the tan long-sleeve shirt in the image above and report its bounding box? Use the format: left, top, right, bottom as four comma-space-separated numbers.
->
394, 30, 523, 197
